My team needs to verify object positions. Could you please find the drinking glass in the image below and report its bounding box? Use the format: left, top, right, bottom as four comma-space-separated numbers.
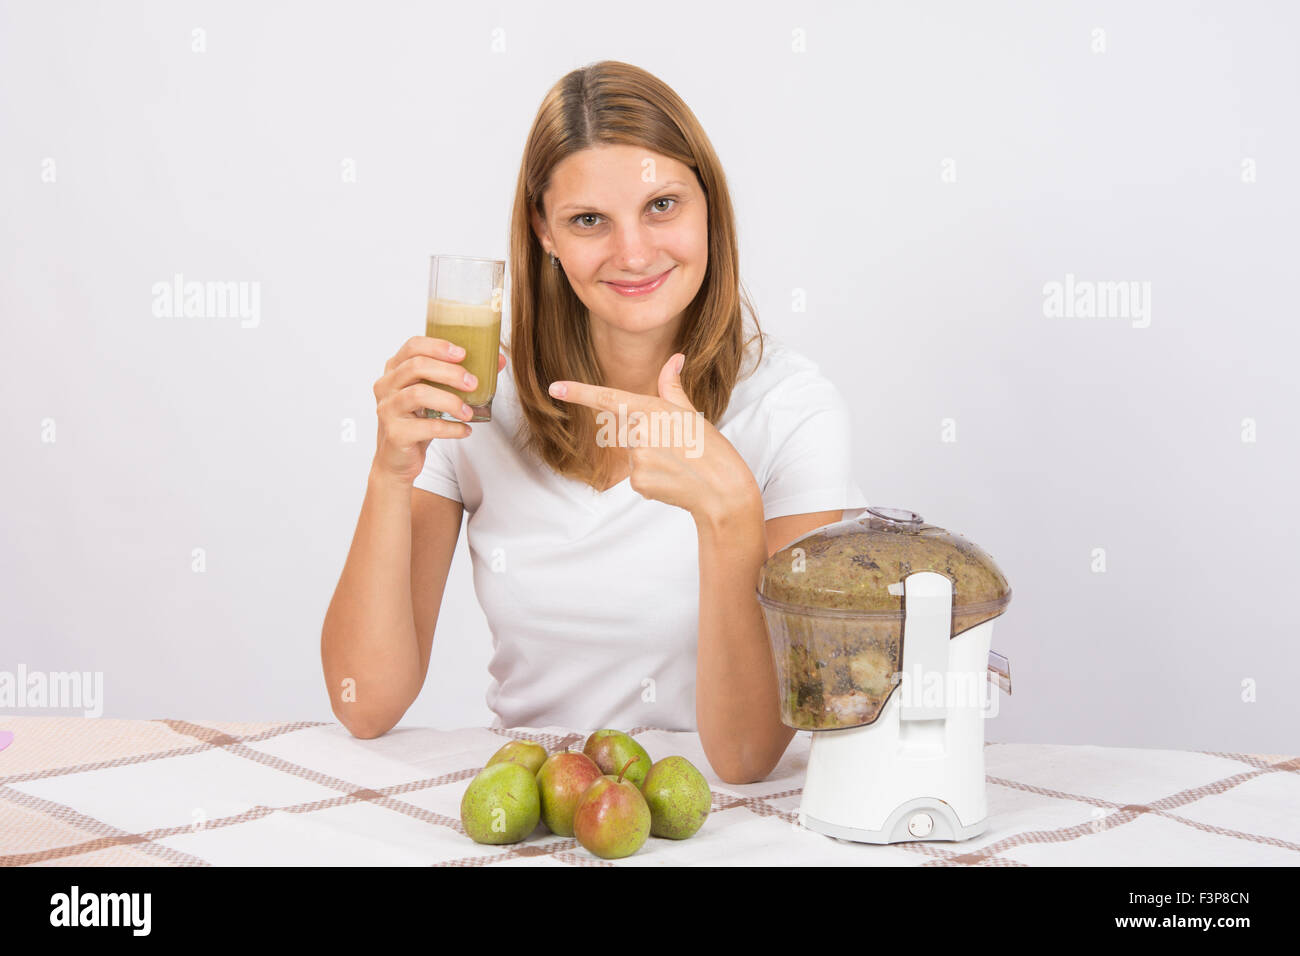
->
423, 255, 504, 422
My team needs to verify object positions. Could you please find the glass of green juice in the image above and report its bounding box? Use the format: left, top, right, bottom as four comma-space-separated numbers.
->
423, 255, 504, 422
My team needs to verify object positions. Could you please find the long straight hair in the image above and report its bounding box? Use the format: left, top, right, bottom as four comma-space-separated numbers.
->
505, 60, 764, 491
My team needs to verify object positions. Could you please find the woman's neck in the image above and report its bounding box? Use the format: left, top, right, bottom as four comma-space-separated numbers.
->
589, 310, 683, 396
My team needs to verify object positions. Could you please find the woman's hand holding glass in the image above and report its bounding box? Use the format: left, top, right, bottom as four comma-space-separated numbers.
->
372, 335, 508, 485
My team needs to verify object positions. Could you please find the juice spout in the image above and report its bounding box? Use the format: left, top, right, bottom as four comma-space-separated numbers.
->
987, 649, 1012, 696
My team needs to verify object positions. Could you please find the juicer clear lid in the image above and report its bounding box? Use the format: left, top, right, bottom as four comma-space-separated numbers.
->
756, 506, 1012, 636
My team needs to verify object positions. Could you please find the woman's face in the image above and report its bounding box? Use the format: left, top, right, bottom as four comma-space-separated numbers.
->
532, 144, 708, 337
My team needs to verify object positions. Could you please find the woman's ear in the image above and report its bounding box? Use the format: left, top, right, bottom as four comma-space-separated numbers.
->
529, 205, 552, 255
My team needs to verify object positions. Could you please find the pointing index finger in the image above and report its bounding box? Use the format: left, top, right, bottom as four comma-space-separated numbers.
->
548, 380, 645, 414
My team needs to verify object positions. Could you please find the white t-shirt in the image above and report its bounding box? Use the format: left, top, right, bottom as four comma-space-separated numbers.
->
412, 331, 870, 732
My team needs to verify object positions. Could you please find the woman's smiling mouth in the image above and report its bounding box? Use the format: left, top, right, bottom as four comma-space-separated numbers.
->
604, 267, 674, 296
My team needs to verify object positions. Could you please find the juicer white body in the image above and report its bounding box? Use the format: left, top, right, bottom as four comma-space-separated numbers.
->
798, 571, 995, 843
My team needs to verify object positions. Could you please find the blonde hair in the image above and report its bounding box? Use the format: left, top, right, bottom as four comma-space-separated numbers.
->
504, 60, 765, 491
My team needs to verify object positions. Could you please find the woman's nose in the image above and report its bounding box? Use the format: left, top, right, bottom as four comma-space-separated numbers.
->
611, 222, 653, 272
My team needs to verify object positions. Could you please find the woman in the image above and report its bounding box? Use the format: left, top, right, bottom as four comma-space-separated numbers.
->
321, 61, 869, 784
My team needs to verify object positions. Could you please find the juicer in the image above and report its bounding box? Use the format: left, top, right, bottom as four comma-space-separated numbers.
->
756, 506, 1013, 844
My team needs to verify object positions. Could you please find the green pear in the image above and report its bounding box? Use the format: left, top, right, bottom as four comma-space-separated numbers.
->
641, 756, 711, 839
485, 739, 548, 776
573, 757, 651, 859
460, 762, 540, 844
582, 729, 651, 789
536, 750, 605, 837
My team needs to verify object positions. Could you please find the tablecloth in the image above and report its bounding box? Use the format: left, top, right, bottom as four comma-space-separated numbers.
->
1, 718, 1296, 866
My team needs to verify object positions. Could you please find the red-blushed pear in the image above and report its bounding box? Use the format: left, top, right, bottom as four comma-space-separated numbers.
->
485, 740, 548, 776
573, 757, 652, 859
582, 729, 651, 788
536, 750, 604, 837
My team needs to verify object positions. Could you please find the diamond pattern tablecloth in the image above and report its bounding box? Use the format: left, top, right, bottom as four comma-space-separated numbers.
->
0, 718, 1296, 866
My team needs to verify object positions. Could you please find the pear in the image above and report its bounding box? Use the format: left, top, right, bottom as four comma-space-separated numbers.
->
641, 756, 711, 839
485, 739, 548, 776
573, 757, 652, 859
582, 729, 651, 789
536, 750, 604, 837
460, 762, 540, 844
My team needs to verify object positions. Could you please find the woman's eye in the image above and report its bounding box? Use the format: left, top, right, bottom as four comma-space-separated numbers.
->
570, 197, 678, 229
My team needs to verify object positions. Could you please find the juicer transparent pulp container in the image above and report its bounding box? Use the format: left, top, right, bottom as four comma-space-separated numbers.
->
756, 506, 1012, 732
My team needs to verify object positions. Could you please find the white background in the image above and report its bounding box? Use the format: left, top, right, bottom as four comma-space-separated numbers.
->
2, 0, 1296, 753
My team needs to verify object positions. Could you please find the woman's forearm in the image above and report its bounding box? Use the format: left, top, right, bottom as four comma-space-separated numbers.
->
320, 465, 423, 737
693, 485, 796, 784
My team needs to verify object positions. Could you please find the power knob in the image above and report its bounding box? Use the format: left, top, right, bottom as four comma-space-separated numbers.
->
908, 812, 934, 838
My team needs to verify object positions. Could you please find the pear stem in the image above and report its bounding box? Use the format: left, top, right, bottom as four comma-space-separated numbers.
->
616, 756, 639, 784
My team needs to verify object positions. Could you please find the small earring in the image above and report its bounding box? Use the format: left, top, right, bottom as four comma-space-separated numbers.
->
549, 252, 560, 269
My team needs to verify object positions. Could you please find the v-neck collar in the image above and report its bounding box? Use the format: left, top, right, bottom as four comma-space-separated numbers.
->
555, 470, 637, 514
495, 377, 637, 513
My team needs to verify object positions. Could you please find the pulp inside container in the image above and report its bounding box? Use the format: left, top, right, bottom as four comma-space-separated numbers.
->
760, 603, 902, 731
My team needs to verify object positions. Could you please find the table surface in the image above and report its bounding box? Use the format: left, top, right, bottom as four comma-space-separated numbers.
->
1, 718, 1296, 866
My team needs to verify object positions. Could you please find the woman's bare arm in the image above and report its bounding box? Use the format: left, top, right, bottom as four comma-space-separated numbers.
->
321, 339, 502, 738
694, 497, 845, 784
320, 468, 463, 738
